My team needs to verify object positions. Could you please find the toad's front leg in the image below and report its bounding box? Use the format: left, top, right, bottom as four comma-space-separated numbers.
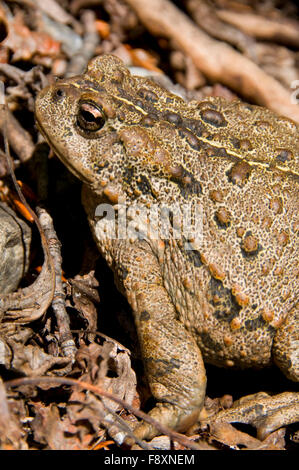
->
113, 241, 207, 441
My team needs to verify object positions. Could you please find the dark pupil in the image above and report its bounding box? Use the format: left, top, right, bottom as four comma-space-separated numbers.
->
78, 103, 105, 131
82, 110, 97, 123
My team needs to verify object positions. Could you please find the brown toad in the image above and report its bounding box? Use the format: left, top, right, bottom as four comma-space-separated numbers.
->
35, 55, 299, 441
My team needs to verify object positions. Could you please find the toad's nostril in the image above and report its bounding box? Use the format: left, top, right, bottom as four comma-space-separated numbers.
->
54, 88, 65, 99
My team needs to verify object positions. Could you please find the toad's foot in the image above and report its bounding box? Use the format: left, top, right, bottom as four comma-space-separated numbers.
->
207, 391, 299, 440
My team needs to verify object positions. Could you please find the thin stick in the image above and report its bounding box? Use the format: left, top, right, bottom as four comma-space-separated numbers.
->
5, 375, 203, 450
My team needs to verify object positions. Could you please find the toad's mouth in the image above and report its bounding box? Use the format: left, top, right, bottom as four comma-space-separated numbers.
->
35, 117, 92, 185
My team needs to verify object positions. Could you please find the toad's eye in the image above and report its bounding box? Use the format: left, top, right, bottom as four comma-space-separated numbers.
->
77, 102, 106, 132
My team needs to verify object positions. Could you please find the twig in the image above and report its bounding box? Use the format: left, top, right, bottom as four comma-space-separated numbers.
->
97, 400, 153, 450
0, 108, 34, 162
66, 9, 99, 77
5, 376, 204, 450
32, 0, 75, 25
124, 0, 299, 122
0, 63, 26, 84
216, 9, 299, 48
186, 0, 256, 58
36, 206, 76, 360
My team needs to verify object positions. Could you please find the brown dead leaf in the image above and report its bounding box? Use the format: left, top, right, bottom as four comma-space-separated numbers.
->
68, 270, 100, 335
0, 321, 71, 377
10, 343, 71, 376
67, 340, 136, 440
0, 152, 55, 327
30, 402, 87, 450
0, 378, 27, 449
208, 422, 259, 450
0, 224, 55, 324
208, 421, 286, 450
257, 428, 287, 450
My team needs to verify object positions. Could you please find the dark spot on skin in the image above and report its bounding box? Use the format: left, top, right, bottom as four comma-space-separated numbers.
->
160, 206, 175, 233
135, 99, 145, 108
241, 231, 262, 258
269, 197, 283, 214
200, 109, 227, 127
183, 118, 204, 137
227, 160, 251, 186
144, 357, 181, 377
217, 147, 229, 158
117, 111, 126, 122
238, 403, 264, 418
198, 331, 223, 352
231, 137, 240, 149
204, 142, 232, 160
64, 126, 73, 137
214, 208, 231, 228
170, 165, 202, 198
119, 266, 128, 280
275, 149, 293, 163
137, 174, 155, 196
178, 128, 202, 151
276, 352, 292, 371
244, 316, 276, 335
137, 88, 158, 103
184, 248, 203, 268
207, 278, 241, 321
123, 167, 157, 200
164, 112, 182, 125
140, 310, 150, 321
93, 161, 109, 174
244, 316, 265, 331
231, 137, 253, 152
140, 113, 158, 127
123, 166, 135, 185
166, 97, 174, 104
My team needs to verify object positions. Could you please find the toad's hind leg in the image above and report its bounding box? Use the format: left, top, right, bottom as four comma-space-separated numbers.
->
207, 307, 299, 441
114, 241, 207, 441
208, 391, 299, 440
272, 306, 299, 382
